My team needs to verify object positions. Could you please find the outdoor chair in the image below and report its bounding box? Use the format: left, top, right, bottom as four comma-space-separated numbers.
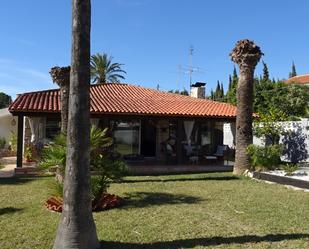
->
204, 145, 229, 164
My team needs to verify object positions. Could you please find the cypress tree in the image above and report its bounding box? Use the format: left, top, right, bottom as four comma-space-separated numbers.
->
228, 75, 232, 91
226, 67, 238, 105
220, 83, 224, 101
262, 61, 269, 81
289, 61, 297, 78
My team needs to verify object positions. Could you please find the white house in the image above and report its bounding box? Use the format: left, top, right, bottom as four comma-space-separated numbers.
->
0, 108, 18, 147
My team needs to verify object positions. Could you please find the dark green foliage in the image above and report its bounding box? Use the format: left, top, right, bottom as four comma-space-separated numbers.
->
210, 81, 224, 102
0, 92, 12, 108
226, 67, 238, 105
282, 126, 308, 163
39, 134, 67, 172
9, 132, 17, 153
281, 163, 299, 176
262, 61, 269, 82
90, 53, 126, 83
253, 108, 287, 145
220, 83, 224, 100
289, 61, 297, 78
91, 156, 127, 197
247, 144, 282, 170
0, 137, 6, 149
168, 88, 189, 96
180, 88, 189, 96
254, 79, 308, 119
40, 126, 127, 198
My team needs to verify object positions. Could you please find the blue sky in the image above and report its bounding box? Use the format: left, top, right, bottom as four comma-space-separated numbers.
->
0, 0, 308, 99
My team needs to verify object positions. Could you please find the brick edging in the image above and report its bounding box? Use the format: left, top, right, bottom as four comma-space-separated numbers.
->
253, 171, 309, 190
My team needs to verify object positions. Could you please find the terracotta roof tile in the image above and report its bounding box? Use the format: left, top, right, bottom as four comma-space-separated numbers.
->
285, 74, 309, 85
9, 83, 237, 118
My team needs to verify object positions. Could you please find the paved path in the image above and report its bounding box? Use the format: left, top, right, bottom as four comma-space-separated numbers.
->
0, 157, 16, 178
0, 164, 15, 178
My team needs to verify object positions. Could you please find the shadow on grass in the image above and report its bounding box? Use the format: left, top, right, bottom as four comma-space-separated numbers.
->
122, 175, 239, 184
0, 177, 36, 185
0, 207, 23, 216
100, 233, 309, 249
122, 192, 204, 208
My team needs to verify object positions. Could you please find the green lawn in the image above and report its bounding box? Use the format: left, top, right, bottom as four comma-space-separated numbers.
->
0, 173, 309, 249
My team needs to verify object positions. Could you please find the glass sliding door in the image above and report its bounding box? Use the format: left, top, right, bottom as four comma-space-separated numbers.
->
113, 121, 140, 156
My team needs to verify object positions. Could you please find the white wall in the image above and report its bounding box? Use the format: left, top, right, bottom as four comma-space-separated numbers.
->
223, 119, 309, 162
0, 108, 17, 147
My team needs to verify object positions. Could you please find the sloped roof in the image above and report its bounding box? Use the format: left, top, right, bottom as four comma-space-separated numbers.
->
285, 74, 309, 85
9, 83, 237, 118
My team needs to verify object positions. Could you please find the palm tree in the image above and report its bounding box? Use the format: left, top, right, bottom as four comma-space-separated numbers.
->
49, 66, 70, 133
90, 53, 126, 83
53, 0, 100, 248
230, 39, 263, 175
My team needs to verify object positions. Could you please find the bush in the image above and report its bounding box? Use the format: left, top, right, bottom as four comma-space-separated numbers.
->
9, 132, 17, 153
40, 126, 127, 199
247, 144, 282, 170
0, 137, 6, 149
91, 155, 128, 197
281, 163, 299, 176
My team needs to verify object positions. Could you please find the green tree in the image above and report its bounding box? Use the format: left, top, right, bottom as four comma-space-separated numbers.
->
215, 81, 221, 100
220, 82, 224, 100
210, 89, 214, 100
262, 61, 269, 82
90, 53, 126, 83
253, 108, 287, 145
168, 88, 189, 96
289, 61, 297, 78
254, 80, 308, 119
0, 92, 12, 108
226, 67, 238, 105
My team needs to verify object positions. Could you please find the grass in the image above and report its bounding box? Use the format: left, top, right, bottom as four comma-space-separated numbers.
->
0, 173, 309, 249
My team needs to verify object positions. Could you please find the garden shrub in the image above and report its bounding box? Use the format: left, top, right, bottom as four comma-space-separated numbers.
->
247, 144, 282, 170
0, 137, 6, 149
40, 126, 127, 199
281, 163, 299, 176
9, 132, 17, 153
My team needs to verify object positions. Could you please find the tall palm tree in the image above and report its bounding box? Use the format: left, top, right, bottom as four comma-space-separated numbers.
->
53, 0, 99, 248
230, 39, 263, 175
49, 66, 70, 134
90, 53, 126, 83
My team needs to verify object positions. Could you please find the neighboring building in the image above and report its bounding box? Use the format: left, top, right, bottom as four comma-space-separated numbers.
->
0, 108, 17, 147
285, 74, 309, 86
9, 83, 237, 167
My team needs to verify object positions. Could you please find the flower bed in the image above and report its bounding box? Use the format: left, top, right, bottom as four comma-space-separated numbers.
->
45, 193, 123, 212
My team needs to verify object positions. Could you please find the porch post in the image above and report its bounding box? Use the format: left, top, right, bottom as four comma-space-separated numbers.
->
176, 119, 182, 164
16, 114, 24, 168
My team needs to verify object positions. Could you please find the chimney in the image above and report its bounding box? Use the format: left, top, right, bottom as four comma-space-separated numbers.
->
190, 82, 206, 99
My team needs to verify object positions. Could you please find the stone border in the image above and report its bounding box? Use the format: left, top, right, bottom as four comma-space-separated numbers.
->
253, 171, 309, 190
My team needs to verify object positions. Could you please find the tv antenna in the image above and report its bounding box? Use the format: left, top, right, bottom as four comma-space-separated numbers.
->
178, 46, 205, 90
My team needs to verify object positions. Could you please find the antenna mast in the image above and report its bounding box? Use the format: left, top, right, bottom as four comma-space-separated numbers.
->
189, 46, 194, 86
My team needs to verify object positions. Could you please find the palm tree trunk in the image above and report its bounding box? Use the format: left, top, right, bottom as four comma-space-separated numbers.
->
230, 39, 263, 176
60, 83, 69, 133
49, 66, 70, 134
53, 1, 99, 248
234, 67, 254, 175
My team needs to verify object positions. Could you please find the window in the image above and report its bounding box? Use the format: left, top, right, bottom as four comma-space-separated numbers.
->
112, 121, 140, 155
45, 117, 60, 140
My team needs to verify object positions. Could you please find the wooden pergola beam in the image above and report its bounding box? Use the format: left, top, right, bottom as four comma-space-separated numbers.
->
16, 115, 24, 168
